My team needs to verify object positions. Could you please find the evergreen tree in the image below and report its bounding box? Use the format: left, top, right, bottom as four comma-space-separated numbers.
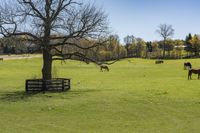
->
185, 33, 193, 56
146, 41, 153, 52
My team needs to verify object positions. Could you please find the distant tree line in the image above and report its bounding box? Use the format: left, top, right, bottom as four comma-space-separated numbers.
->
0, 33, 200, 60
0, 36, 40, 54
124, 33, 200, 59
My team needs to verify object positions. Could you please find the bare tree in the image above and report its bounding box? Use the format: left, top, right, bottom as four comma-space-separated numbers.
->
0, 0, 110, 80
156, 24, 174, 58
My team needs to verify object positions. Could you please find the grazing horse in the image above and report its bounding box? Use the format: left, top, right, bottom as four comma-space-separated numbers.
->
100, 65, 109, 72
155, 60, 164, 64
0, 58, 3, 61
184, 62, 192, 70
188, 69, 200, 80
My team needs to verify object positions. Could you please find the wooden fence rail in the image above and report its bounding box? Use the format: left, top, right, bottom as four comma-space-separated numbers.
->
26, 78, 70, 92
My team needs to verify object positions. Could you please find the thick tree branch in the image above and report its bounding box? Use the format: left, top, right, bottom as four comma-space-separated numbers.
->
52, 52, 119, 65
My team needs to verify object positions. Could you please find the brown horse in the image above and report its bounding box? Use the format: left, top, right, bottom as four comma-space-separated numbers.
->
100, 65, 109, 72
188, 69, 200, 80
184, 62, 192, 70
155, 60, 164, 64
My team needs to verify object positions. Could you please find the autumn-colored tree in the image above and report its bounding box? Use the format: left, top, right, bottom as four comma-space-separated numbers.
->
190, 35, 200, 56
174, 40, 184, 58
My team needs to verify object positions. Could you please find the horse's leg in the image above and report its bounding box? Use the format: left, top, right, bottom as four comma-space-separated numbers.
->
188, 71, 191, 80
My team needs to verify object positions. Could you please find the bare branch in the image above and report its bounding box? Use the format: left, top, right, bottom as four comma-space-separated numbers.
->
156, 24, 174, 40
52, 52, 119, 65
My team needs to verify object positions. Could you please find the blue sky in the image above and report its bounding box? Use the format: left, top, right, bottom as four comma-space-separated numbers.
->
89, 0, 200, 42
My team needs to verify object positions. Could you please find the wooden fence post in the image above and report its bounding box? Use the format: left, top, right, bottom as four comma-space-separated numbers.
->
25, 80, 28, 92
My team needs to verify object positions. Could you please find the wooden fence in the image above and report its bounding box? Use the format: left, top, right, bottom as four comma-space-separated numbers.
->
26, 78, 70, 92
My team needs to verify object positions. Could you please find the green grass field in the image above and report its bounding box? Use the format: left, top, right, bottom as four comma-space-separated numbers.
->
0, 57, 200, 133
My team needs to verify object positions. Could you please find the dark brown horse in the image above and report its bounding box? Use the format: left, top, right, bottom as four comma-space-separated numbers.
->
188, 69, 200, 80
155, 60, 164, 64
184, 62, 192, 70
100, 65, 109, 72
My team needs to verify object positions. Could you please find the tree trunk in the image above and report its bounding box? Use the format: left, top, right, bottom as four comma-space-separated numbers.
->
42, 14, 52, 80
42, 48, 52, 80
163, 39, 166, 59
42, 24, 52, 80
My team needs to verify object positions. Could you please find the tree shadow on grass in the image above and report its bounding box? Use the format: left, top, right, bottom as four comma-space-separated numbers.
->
0, 91, 40, 102
0, 88, 115, 102
0, 90, 80, 102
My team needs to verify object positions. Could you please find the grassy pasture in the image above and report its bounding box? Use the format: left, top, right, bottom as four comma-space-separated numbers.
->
0, 57, 200, 133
